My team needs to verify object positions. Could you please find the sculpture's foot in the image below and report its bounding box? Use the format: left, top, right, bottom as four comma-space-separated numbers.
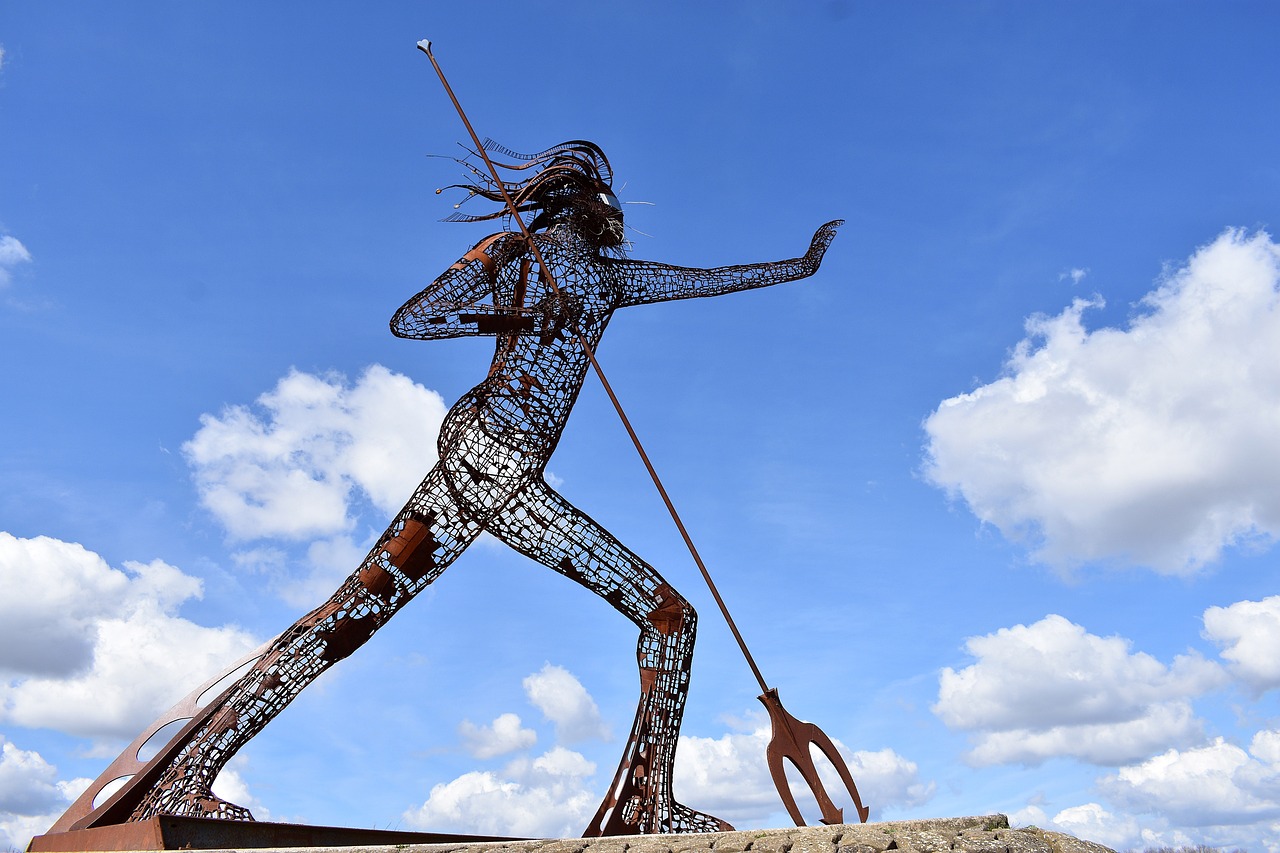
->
136, 786, 255, 823
585, 791, 732, 836
666, 800, 733, 833
194, 793, 255, 821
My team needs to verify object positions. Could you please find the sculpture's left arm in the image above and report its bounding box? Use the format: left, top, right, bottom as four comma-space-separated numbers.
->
613, 220, 841, 307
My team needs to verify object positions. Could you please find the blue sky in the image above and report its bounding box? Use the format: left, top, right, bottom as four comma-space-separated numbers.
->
2, 3, 1279, 851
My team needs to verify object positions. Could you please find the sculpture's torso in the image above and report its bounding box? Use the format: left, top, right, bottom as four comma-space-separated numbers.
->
445, 228, 619, 459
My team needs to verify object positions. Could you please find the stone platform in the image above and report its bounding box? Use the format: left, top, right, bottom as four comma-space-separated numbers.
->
33, 815, 1116, 853
382, 817, 1115, 853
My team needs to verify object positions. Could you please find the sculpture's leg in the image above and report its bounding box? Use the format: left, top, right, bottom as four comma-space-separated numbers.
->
488, 480, 731, 835
128, 466, 482, 821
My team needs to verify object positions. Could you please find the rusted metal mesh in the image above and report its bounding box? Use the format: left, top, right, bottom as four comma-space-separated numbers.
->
55, 141, 839, 838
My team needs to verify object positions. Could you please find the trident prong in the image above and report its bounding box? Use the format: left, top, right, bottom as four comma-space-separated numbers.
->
761, 689, 870, 827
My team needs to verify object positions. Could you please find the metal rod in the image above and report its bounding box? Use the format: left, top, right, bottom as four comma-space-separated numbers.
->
418, 39, 771, 696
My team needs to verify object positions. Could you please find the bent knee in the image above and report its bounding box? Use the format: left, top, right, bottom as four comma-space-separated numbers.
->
646, 583, 695, 637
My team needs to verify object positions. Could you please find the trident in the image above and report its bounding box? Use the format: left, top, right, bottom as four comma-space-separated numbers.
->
419, 40, 870, 829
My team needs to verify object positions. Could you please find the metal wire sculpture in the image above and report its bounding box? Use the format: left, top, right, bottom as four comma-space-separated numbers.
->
47, 139, 841, 838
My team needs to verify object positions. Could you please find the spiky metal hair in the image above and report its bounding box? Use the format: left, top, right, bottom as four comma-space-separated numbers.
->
439, 139, 617, 233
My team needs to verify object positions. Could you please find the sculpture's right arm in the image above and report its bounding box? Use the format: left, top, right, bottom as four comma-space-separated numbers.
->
611, 221, 842, 308
391, 233, 536, 339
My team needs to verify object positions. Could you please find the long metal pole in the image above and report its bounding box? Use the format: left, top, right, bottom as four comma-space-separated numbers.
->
418, 39, 771, 696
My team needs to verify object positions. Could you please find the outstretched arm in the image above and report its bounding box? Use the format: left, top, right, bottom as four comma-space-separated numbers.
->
612, 220, 842, 307
391, 232, 537, 339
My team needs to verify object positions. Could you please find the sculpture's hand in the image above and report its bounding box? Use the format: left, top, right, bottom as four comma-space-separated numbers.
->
803, 220, 844, 272
534, 291, 583, 345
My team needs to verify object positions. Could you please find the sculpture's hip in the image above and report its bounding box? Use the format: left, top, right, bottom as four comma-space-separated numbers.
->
436, 393, 551, 518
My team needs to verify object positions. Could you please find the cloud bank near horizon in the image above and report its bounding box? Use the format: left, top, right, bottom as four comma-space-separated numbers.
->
940, 599, 1280, 850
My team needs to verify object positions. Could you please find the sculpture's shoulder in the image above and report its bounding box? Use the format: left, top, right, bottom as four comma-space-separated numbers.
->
528, 228, 623, 309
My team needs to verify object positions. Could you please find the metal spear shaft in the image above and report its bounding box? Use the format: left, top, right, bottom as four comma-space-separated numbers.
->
417, 38, 771, 696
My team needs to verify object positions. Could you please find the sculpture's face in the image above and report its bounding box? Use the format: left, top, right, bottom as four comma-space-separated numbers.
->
533, 176, 624, 248
580, 189, 625, 247
598, 190, 622, 216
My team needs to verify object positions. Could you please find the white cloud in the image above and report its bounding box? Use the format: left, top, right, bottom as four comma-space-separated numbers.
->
211, 756, 270, 821
674, 722, 933, 827
425, 666, 929, 834
965, 701, 1204, 767
1025, 800, 1207, 851
0, 736, 91, 853
459, 713, 537, 759
1, 811, 61, 853
0, 737, 65, 817
0, 533, 259, 739
1008, 802, 1047, 828
1060, 267, 1089, 284
0, 234, 31, 287
522, 664, 609, 743
1101, 733, 1280, 828
229, 545, 288, 576
835, 746, 935, 817
924, 229, 1280, 573
1204, 595, 1280, 693
291, 534, 375, 606
227, 538, 369, 609
0, 533, 137, 676
671, 725, 778, 825
406, 667, 609, 836
402, 746, 598, 837
934, 614, 1224, 765
1047, 802, 1171, 851
185, 365, 446, 541
1253, 729, 1280, 764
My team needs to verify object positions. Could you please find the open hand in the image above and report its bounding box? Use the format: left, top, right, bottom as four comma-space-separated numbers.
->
804, 220, 844, 269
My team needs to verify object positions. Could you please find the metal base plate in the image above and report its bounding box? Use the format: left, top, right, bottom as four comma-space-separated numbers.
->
28, 816, 525, 851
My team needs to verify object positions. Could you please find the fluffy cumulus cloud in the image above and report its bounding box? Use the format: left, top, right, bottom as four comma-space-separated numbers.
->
675, 722, 933, 827
403, 665, 608, 836
414, 663, 931, 833
402, 746, 598, 837
522, 664, 609, 744
0, 737, 77, 822
1101, 733, 1280, 828
1043, 732, 1280, 850
924, 229, 1280, 573
1043, 802, 1184, 851
1203, 594, 1280, 694
210, 757, 270, 822
459, 713, 537, 759
0, 533, 259, 739
0, 234, 32, 287
185, 365, 446, 541
0, 736, 91, 852
934, 614, 1224, 766
0, 726, 262, 851
1016, 794, 1272, 851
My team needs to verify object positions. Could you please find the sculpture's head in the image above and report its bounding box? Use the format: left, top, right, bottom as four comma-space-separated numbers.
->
441, 140, 624, 248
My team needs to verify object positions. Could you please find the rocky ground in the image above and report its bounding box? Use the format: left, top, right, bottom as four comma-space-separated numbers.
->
223, 816, 1117, 853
